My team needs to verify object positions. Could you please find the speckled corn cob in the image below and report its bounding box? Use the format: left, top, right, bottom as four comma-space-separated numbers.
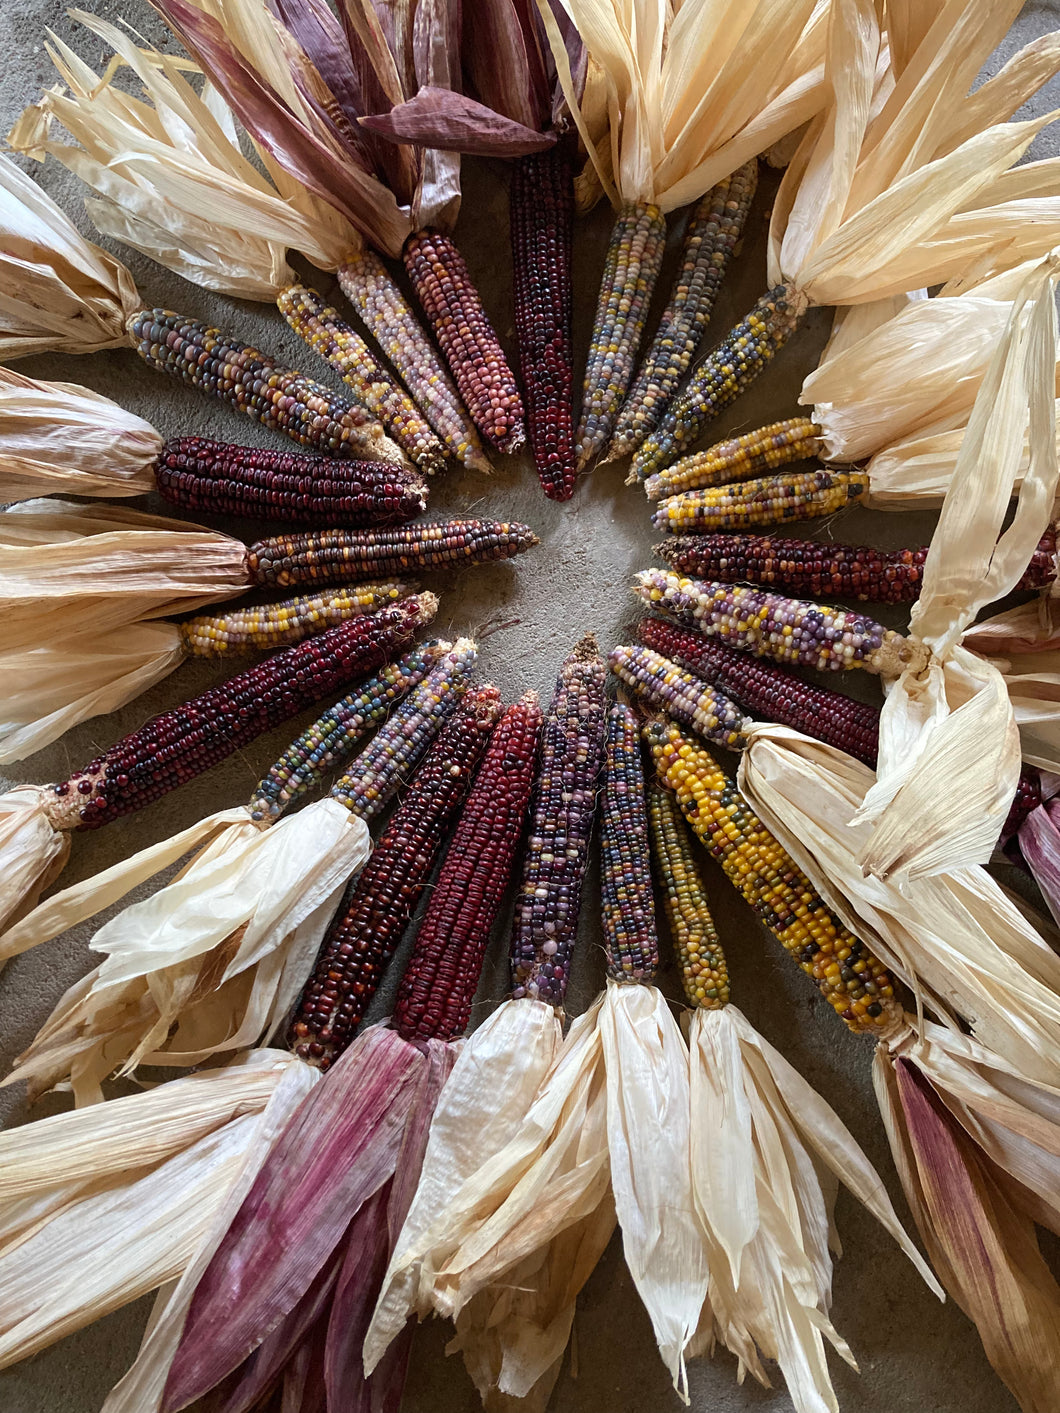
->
154, 437, 427, 527
632, 285, 808, 480
277, 283, 447, 474
289, 685, 503, 1068
247, 519, 539, 588
42, 594, 436, 834
608, 643, 751, 751
511, 146, 576, 501
648, 783, 728, 1009
128, 309, 404, 463
178, 583, 415, 657
510, 634, 608, 1007
576, 201, 667, 472
638, 617, 881, 766
329, 637, 478, 820
610, 163, 758, 463
600, 701, 658, 983
646, 719, 897, 1031
403, 229, 526, 454
652, 469, 868, 534
247, 640, 450, 821
641, 418, 823, 497
634, 569, 907, 675
337, 249, 491, 473
393, 692, 543, 1043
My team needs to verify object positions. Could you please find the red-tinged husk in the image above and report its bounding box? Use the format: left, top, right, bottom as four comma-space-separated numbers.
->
361, 86, 555, 157
1016, 798, 1060, 926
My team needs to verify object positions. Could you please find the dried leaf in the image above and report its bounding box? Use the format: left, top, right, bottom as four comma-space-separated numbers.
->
362, 87, 555, 156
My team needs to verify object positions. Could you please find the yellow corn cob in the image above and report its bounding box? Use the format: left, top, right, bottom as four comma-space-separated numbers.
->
652, 469, 868, 534
641, 418, 823, 498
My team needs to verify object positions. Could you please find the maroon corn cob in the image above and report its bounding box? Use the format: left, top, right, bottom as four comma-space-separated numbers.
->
393, 692, 543, 1043
600, 701, 658, 983
510, 146, 576, 500
154, 438, 428, 528
509, 635, 608, 1007
403, 229, 526, 455
288, 685, 504, 1068
42, 593, 437, 832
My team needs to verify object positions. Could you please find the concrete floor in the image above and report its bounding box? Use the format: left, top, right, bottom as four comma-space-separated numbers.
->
1, 3, 1059, 1411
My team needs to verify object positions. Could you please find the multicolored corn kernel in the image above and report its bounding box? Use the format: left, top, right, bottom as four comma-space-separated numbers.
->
647, 782, 729, 1010
1003, 766, 1043, 845
289, 685, 504, 1068
641, 418, 824, 497
646, 719, 896, 1031
44, 594, 436, 834
247, 641, 450, 822
608, 643, 751, 752
610, 162, 758, 463
329, 637, 478, 821
393, 692, 543, 1044
510, 635, 608, 1007
576, 201, 667, 472
633, 568, 905, 675
652, 469, 868, 534
511, 146, 577, 501
277, 283, 447, 475
403, 228, 526, 454
600, 701, 659, 984
337, 249, 491, 473
178, 582, 415, 657
632, 284, 807, 480
247, 519, 539, 588
154, 437, 427, 528
638, 617, 882, 768
129, 309, 404, 463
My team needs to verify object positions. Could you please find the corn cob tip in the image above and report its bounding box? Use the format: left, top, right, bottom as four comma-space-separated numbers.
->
410, 591, 440, 623
571, 632, 601, 661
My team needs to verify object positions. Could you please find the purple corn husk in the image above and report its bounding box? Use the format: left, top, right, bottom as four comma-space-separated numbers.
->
1017, 797, 1060, 925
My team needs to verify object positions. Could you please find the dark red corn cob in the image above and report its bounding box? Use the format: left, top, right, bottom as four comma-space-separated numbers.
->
247, 519, 539, 588
509, 635, 608, 1007
403, 228, 526, 454
1003, 766, 1042, 843
288, 686, 504, 1068
510, 146, 576, 501
154, 438, 428, 528
393, 692, 543, 1044
600, 701, 659, 984
43, 594, 436, 832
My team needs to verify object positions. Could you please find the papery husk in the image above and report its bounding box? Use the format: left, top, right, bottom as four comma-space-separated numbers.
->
0, 1048, 316, 1373
0, 799, 370, 1105
1015, 800, 1060, 927
961, 593, 1060, 774
0, 786, 72, 936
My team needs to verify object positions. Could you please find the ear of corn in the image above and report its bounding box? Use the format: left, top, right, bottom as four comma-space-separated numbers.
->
393, 693, 543, 1044
403, 229, 526, 455
647, 783, 728, 1009
632, 286, 807, 481
510, 147, 577, 501
288, 685, 504, 1068
652, 470, 868, 534
640, 418, 823, 497
576, 201, 667, 472
645, 719, 896, 1032
608, 643, 750, 752
247, 519, 539, 587
600, 702, 658, 983
610, 163, 758, 464
178, 583, 416, 657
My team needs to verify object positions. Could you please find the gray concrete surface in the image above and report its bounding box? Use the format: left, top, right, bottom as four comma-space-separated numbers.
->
0, 4, 1058, 1411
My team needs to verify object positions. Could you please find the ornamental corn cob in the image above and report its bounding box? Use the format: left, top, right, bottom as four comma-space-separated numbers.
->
576, 202, 667, 472
641, 418, 823, 498
41, 593, 436, 832
178, 583, 416, 656
608, 644, 751, 752
154, 437, 428, 527
393, 692, 543, 1043
600, 702, 658, 983
289, 685, 504, 1067
645, 719, 897, 1031
337, 249, 491, 474
403, 229, 526, 455
652, 469, 868, 534
510, 634, 608, 1007
657, 530, 1059, 602
510, 147, 577, 501
277, 283, 447, 475
247, 519, 539, 588
610, 163, 758, 464
632, 285, 808, 480
648, 783, 729, 1009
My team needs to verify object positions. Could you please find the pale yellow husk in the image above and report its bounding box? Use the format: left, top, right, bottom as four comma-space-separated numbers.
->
961, 594, 1060, 772
0, 1047, 316, 1373
0, 787, 71, 937
0, 799, 370, 1105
